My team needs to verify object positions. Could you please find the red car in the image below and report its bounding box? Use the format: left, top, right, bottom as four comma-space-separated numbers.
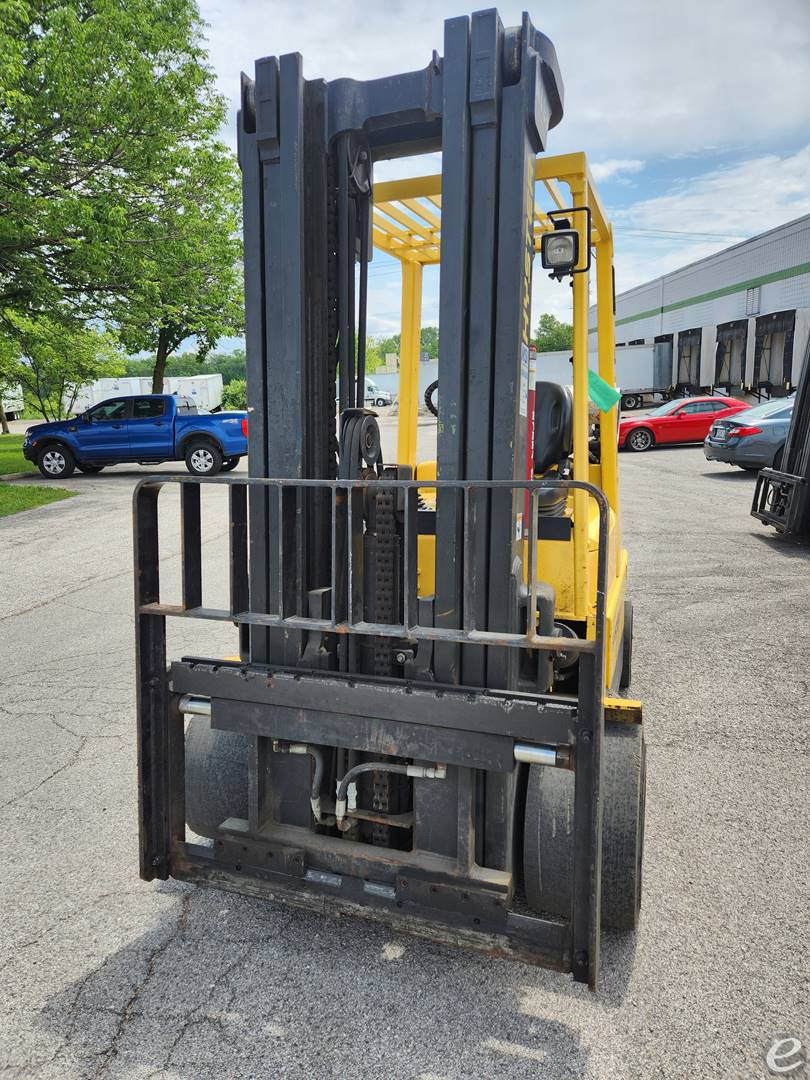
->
619, 395, 750, 452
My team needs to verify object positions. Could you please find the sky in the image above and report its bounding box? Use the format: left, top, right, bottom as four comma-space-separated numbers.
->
198, 0, 810, 340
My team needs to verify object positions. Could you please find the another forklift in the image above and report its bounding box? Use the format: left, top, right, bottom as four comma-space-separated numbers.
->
134, 10, 645, 990
752, 336, 810, 539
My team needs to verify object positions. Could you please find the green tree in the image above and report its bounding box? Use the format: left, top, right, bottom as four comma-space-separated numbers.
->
420, 325, 439, 359
533, 313, 573, 352
0, 0, 228, 326
221, 378, 247, 411
112, 140, 244, 392
3, 316, 124, 419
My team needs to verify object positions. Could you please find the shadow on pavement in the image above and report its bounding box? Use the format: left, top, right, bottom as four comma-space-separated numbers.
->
38, 880, 640, 1078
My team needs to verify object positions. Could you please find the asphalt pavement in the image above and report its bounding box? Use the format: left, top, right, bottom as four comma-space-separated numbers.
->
1, 430, 808, 1079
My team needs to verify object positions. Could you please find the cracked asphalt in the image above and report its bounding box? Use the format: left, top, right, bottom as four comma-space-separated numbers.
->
1, 432, 808, 1079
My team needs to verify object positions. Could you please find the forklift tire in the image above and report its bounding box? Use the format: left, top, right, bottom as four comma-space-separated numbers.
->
77, 463, 105, 474
523, 721, 645, 931
185, 716, 249, 839
619, 599, 633, 690
424, 379, 439, 417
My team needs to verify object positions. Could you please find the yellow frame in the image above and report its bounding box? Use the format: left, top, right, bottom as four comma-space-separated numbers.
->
372, 153, 623, 673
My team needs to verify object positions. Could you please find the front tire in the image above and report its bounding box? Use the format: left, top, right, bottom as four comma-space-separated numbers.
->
37, 444, 75, 479
185, 439, 223, 476
523, 721, 646, 931
375, 397, 388, 408
626, 428, 654, 452
185, 717, 249, 838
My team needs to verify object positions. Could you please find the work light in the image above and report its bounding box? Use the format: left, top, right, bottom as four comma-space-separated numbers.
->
541, 228, 579, 273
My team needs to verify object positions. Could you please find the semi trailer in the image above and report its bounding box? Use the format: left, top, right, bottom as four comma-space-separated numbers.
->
535, 343, 673, 410
134, 10, 646, 990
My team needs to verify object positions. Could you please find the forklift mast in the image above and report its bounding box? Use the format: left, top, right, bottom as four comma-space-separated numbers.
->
134, 10, 639, 993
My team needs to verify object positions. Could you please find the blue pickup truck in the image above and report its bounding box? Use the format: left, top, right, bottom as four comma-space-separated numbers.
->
23, 394, 248, 479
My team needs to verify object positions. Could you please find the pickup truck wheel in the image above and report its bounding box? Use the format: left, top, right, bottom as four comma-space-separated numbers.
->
77, 463, 104, 474
220, 456, 240, 472
523, 721, 646, 931
37, 444, 75, 479
185, 440, 223, 476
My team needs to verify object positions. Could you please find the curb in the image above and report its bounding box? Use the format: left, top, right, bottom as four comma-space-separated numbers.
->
0, 471, 37, 481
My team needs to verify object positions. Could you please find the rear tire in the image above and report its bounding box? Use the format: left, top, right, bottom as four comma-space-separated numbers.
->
626, 428, 653, 452
523, 721, 646, 931
37, 444, 75, 479
77, 463, 104, 474
621, 394, 640, 411
185, 717, 249, 839
185, 439, 223, 476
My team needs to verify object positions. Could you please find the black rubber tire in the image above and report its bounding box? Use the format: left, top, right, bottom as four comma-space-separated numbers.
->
220, 456, 241, 472
424, 379, 439, 417
625, 428, 653, 452
619, 599, 633, 690
184, 439, 223, 476
523, 721, 646, 931
77, 463, 104, 474
621, 394, 640, 411
37, 443, 76, 479
375, 397, 387, 408
185, 716, 249, 839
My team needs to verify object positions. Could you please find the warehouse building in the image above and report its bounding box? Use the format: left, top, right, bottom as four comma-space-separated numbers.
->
590, 214, 810, 399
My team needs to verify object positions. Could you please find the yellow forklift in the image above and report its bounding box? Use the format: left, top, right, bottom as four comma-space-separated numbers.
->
134, 10, 645, 990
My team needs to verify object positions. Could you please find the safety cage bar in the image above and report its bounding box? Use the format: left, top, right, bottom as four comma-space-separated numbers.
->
133, 474, 609, 657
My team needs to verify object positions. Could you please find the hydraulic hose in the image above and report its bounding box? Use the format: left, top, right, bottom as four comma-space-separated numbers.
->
334, 760, 446, 828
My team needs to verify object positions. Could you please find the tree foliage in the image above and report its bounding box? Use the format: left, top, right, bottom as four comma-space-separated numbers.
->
533, 313, 573, 352
124, 349, 246, 385
0, 0, 243, 390
1, 316, 124, 419
221, 378, 247, 411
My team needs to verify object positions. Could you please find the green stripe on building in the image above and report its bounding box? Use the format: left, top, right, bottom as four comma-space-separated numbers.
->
588, 259, 810, 334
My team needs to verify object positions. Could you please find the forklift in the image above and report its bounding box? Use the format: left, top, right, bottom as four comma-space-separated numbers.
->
134, 10, 646, 990
752, 335, 810, 539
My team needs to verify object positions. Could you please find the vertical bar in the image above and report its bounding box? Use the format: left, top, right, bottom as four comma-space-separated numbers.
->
595, 227, 620, 519
276, 484, 284, 617
180, 482, 202, 610
330, 486, 339, 627
134, 484, 171, 881
462, 486, 474, 634
570, 171, 590, 623
403, 486, 418, 631
397, 261, 423, 470
527, 487, 538, 642
229, 484, 249, 616
456, 766, 476, 872
570, 649, 603, 990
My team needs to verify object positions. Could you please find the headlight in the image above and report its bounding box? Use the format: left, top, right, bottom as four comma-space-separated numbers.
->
541, 229, 579, 273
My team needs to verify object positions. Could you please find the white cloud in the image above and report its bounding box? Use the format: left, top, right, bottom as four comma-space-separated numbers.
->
610, 144, 810, 293
199, 0, 810, 157
589, 159, 644, 183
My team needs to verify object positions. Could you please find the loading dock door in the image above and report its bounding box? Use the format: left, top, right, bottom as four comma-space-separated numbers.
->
715, 319, 748, 389
754, 310, 796, 393
654, 335, 673, 389
676, 328, 702, 390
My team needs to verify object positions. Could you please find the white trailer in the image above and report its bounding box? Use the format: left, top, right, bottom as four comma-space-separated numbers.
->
1, 384, 24, 420
67, 376, 152, 414
534, 344, 672, 410
164, 373, 223, 412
